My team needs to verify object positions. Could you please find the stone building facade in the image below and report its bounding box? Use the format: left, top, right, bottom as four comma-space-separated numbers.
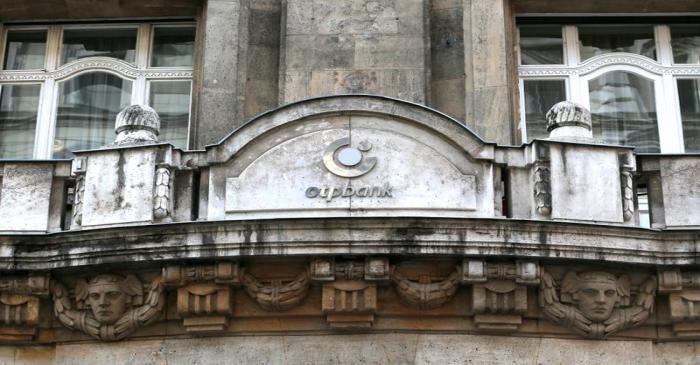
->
0, 0, 700, 364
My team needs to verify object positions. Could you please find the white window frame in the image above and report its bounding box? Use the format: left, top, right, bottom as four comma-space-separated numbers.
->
518, 23, 700, 153
0, 22, 195, 159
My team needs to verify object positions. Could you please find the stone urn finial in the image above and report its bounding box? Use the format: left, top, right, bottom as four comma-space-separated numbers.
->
113, 105, 161, 146
545, 101, 593, 142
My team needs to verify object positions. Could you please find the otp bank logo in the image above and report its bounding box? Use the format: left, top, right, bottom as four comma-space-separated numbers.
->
322, 137, 377, 177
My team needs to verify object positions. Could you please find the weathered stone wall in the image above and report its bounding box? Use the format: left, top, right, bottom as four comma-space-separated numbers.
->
1, 334, 698, 364
281, 0, 429, 104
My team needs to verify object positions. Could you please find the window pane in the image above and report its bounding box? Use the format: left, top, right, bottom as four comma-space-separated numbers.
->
519, 25, 563, 65
578, 25, 656, 61
151, 27, 196, 67
53, 72, 132, 158
588, 71, 660, 152
61, 28, 137, 65
0, 84, 41, 158
677, 79, 700, 152
671, 25, 700, 64
149, 81, 191, 149
523, 79, 566, 141
3, 30, 47, 70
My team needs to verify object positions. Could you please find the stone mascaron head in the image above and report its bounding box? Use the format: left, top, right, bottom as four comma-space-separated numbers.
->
560, 271, 630, 322
76, 274, 143, 324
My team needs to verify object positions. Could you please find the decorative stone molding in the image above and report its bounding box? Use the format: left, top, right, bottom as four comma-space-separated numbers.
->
241, 270, 310, 311
533, 146, 552, 217
153, 166, 172, 220
658, 269, 700, 337
70, 158, 87, 229
113, 105, 160, 146
460, 260, 540, 331
545, 101, 592, 132
391, 266, 460, 310
0, 57, 193, 82
545, 101, 593, 142
162, 262, 240, 333
309, 258, 391, 283
0, 274, 50, 342
322, 280, 377, 329
51, 274, 165, 341
539, 269, 656, 339
619, 153, 635, 222
519, 52, 700, 77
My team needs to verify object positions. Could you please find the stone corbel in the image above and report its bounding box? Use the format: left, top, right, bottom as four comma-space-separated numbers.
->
539, 268, 656, 339
0, 274, 50, 342
162, 262, 240, 333
658, 269, 700, 337
460, 260, 540, 331
309, 258, 389, 329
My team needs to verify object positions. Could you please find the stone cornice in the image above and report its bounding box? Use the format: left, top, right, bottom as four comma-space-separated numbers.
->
1, 218, 698, 270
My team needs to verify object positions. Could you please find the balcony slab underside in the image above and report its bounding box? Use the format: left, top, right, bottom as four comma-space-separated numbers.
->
0, 217, 698, 270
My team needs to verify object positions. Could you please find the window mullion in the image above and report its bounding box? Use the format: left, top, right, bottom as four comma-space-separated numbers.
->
45, 26, 62, 71
656, 25, 673, 66
132, 76, 148, 105
518, 78, 526, 142
135, 24, 151, 69
659, 74, 684, 153
34, 79, 57, 159
563, 25, 579, 66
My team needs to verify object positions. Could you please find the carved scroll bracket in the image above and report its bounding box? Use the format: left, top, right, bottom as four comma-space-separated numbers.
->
658, 269, 700, 338
461, 260, 540, 331
162, 262, 240, 333
310, 258, 388, 329
0, 274, 50, 342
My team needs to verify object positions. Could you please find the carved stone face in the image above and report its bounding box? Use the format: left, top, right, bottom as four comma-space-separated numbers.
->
86, 279, 128, 324
573, 275, 619, 322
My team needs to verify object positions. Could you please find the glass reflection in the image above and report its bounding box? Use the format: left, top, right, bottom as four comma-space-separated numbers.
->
0, 84, 41, 159
579, 25, 656, 61
149, 81, 191, 149
151, 27, 196, 67
62, 28, 137, 64
4, 30, 47, 70
53, 72, 132, 158
524, 79, 566, 141
671, 25, 700, 64
588, 71, 660, 152
677, 79, 700, 152
519, 25, 564, 65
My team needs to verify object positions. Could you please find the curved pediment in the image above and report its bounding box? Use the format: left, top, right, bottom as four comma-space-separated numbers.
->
201, 95, 499, 220
204, 95, 495, 163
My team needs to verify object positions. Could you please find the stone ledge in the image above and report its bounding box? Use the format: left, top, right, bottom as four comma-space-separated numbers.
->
0, 217, 698, 270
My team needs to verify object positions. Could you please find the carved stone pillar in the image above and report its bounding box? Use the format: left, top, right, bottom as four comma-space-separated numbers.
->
0, 274, 50, 341
310, 258, 389, 329
461, 260, 540, 331
162, 262, 240, 333
658, 269, 700, 338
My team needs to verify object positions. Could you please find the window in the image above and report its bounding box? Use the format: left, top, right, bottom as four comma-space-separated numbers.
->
0, 23, 195, 159
518, 22, 700, 153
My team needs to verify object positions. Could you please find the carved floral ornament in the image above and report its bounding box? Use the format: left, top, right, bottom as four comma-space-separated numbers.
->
0, 261, 667, 341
